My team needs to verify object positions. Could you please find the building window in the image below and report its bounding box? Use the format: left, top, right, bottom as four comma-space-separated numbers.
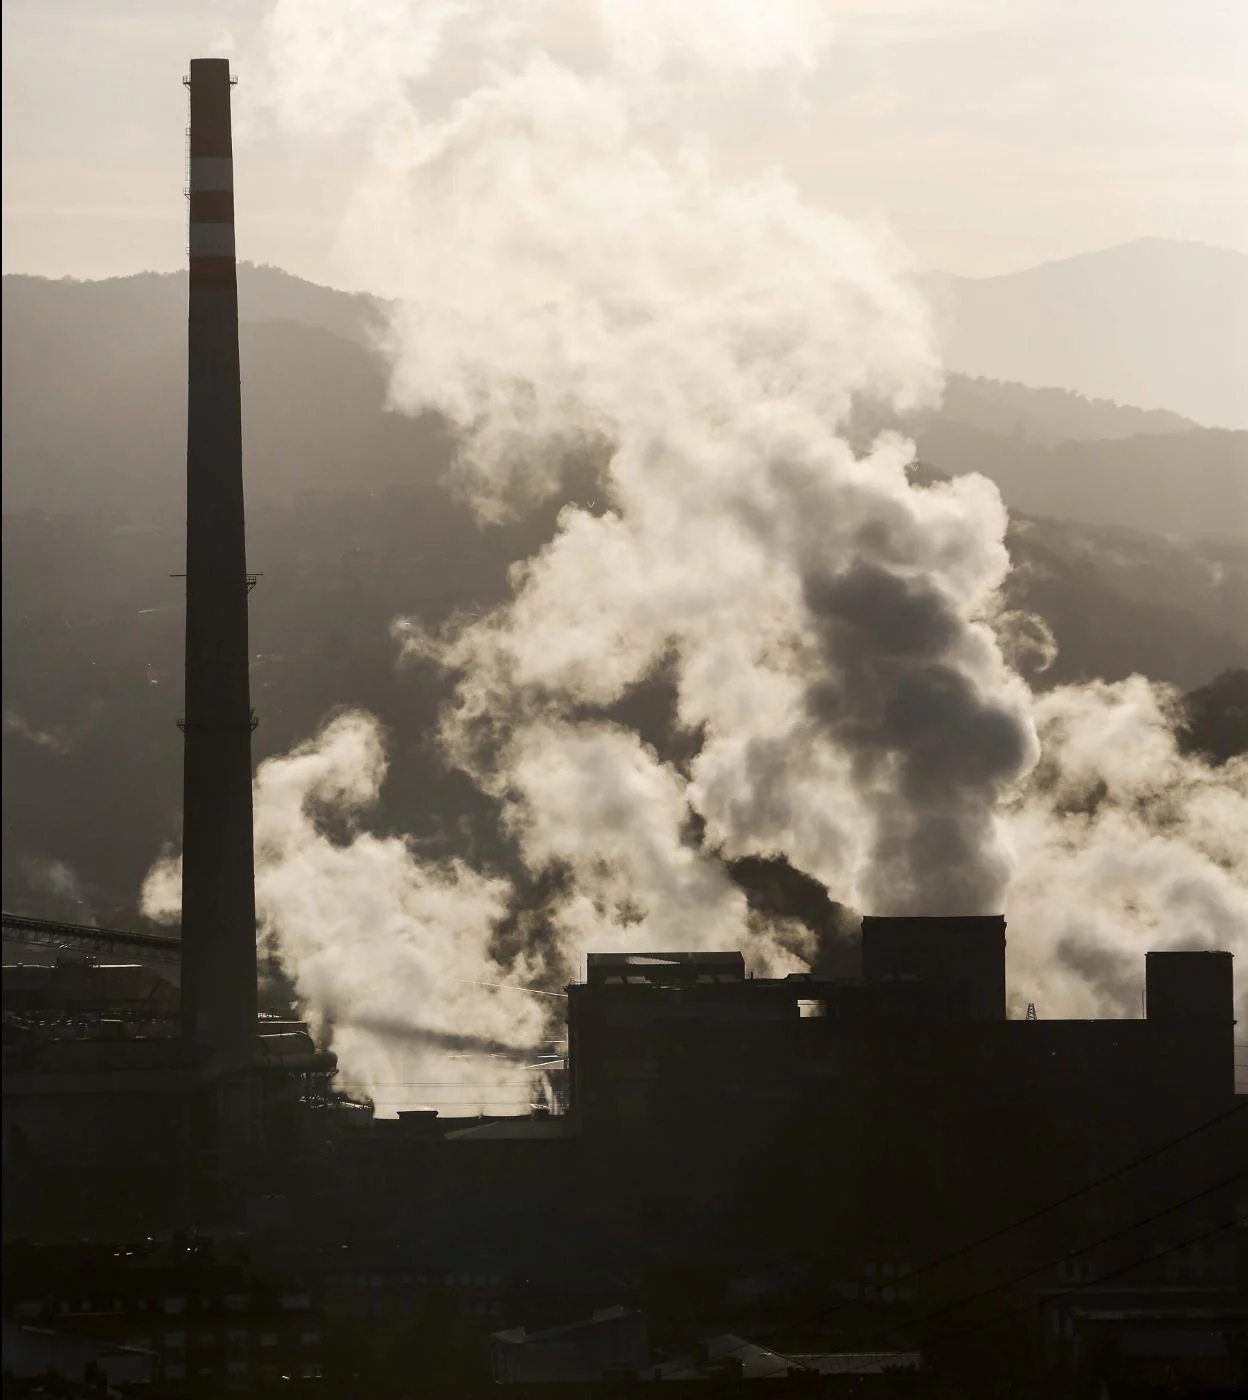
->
300, 1331, 321, 1346
1060, 1258, 1094, 1284
224, 1293, 249, 1312
798, 999, 826, 1019
261, 1333, 278, 1348
227, 1359, 248, 1376
165, 1332, 186, 1350
280, 1293, 311, 1311
165, 1363, 186, 1381
163, 1297, 186, 1315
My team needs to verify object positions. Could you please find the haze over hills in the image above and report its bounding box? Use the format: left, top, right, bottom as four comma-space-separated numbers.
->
912, 419, 1247, 542
931, 238, 1248, 430
4, 258, 1246, 540
3, 249, 1247, 923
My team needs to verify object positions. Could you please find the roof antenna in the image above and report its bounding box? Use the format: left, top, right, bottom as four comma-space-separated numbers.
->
1026, 1002, 1037, 1021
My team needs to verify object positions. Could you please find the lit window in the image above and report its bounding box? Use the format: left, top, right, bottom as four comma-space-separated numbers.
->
798, 999, 826, 1019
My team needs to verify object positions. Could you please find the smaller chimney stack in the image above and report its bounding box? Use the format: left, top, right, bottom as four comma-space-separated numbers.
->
861, 915, 1007, 1020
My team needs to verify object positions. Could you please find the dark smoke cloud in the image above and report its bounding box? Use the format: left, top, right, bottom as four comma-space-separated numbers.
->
804, 564, 1036, 913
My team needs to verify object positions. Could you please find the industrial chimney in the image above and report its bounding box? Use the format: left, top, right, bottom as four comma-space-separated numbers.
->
179, 58, 258, 1087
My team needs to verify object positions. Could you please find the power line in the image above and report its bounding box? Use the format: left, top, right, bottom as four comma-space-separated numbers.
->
815, 1167, 1245, 1369
876, 1099, 1242, 1287
892, 1213, 1246, 1369
444, 976, 567, 999
732, 1099, 1245, 1354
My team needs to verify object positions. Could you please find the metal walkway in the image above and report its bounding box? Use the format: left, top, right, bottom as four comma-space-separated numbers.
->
2, 911, 181, 962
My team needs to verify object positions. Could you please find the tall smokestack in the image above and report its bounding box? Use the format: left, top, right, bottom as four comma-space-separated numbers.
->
179, 59, 257, 1075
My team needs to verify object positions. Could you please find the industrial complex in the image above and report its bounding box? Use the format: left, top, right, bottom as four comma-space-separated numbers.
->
3, 60, 1245, 1398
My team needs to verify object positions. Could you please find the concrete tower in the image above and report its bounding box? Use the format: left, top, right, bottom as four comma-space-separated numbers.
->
179, 59, 257, 1076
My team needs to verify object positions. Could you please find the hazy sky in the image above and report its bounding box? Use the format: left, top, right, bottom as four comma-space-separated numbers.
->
3, 0, 1246, 286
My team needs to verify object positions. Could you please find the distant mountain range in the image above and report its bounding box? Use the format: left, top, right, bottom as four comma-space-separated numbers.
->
3, 251, 1246, 922
3, 257, 1246, 539
929, 238, 1248, 430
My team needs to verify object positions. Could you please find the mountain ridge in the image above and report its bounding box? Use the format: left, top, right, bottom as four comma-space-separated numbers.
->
927, 237, 1248, 429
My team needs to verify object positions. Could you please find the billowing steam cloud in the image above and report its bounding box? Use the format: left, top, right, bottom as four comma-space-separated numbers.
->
143, 711, 553, 1114
140, 0, 1247, 1110
1003, 677, 1248, 1019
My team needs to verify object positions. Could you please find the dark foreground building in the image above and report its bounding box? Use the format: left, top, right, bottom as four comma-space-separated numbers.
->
7, 920, 1241, 1395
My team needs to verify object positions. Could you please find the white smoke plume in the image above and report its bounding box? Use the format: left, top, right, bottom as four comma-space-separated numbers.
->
5, 707, 73, 755
1004, 677, 1248, 1020
22, 856, 97, 925
141, 0, 1246, 1108
142, 711, 552, 1115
